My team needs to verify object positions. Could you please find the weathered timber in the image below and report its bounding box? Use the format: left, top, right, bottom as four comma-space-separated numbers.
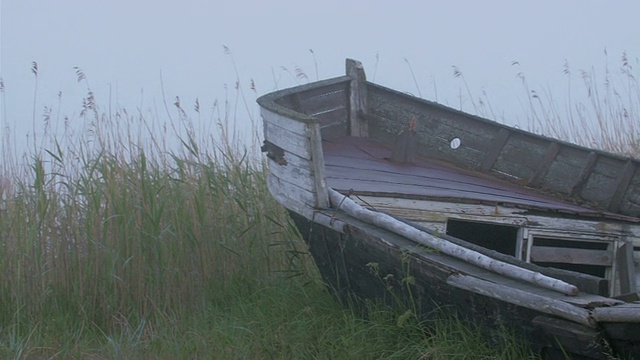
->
328, 188, 579, 296
609, 160, 637, 212
592, 305, 640, 322
617, 242, 638, 294
446, 274, 593, 327
529, 141, 561, 187
346, 59, 368, 137
309, 122, 329, 208
530, 246, 613, 266
480, 128, 510, 172
390, 121, 417, 163
572, 152, 599, 198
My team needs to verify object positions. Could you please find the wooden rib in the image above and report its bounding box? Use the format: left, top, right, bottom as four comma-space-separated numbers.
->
607, 160, 636, 212
528, 141, 560, 187
570, 152, 598, 197
346, 59, 368, 137
480, 128, 510, 172
616, 242, 637, 294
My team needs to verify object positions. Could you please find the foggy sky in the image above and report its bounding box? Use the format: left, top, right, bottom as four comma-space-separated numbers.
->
1, 0, 639, 155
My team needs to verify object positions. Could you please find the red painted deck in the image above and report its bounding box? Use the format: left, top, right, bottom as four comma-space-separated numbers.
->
323, 136, 630, 220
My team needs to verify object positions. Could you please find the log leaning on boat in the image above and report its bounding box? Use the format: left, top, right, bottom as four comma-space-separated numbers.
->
258, 59, 640, 359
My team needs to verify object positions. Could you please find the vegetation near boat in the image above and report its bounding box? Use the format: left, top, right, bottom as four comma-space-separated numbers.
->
257, 59, 640, 359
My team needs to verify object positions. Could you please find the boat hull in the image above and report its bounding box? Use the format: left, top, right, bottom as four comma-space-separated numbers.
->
288, 210, 639, 359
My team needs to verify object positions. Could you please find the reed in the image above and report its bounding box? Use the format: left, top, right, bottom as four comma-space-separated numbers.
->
0, 56, 543, 358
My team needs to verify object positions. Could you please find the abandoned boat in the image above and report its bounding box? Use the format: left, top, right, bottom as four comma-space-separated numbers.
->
257, 59, 640, 359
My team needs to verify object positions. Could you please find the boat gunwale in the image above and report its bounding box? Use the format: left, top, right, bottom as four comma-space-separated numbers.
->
257, 75, 352, 124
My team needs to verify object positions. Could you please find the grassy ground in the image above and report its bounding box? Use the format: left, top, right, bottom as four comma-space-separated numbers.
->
4, 52, 637, 358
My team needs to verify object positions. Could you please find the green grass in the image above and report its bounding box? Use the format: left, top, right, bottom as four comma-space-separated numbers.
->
0, 121, 535, 358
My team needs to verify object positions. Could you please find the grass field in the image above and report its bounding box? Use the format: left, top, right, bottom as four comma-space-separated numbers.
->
0, 54, 637, 359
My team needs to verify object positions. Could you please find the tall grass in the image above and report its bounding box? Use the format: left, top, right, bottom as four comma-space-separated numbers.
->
0, 59, 541, 359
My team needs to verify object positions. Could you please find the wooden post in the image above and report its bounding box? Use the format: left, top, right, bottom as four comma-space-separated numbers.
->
346, 59, 368, 137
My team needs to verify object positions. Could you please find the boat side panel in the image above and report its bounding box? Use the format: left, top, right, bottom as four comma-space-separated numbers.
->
290, 211, 610, 358
276, 82, 349, 140
262, 107, 328, 208
366, 83, 640, 218
492, 132, 548, 182
368, 86, 493, 171
581, 156, 630, 206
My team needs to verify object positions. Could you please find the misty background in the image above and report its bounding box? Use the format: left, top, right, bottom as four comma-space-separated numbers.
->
1, 0, 639, 157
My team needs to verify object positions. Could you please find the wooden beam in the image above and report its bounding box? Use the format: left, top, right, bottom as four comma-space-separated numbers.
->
530, 246, 613, 266
617, 242, 637, 295
608, 160, 636, 212
346, 59, 368, 137
310, 123, 329, 208
480, 128, 510, 172
528, 141, 560, 187
592, 304, 640, 322
447, 274, 594, 327
391, 120, 417, 163
570, 152, 598, 197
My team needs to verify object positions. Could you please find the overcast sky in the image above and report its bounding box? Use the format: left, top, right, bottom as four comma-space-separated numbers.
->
1, 0, 639, 155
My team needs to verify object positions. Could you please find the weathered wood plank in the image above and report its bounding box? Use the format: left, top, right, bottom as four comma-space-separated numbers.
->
267, 157, 314, 192
309, 122, 329, 208
480, 128, 510, 172
491, 132, 549, 182
297, 88, 347, 116
346, 59, 368, 137
266, 172, 316, 209
446, 274, 593, 327
529, 141, 561, 187
592, 305, 640, 322
391, 122, 417, 163
608, 160, 637, 212
617, 242, 637, 294
315, 106, 347, 130
570, 151, 598, 197
261, 107, 309, 136
530, 246, 613, 266
264, 121, 311, 160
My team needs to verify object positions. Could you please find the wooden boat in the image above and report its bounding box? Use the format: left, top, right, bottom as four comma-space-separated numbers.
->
257, 59, 640, 359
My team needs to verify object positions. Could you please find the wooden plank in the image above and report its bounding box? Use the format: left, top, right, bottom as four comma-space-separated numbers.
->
391, 124, 417, 163
446, 274, 593, 327
531, 316, 606, 359
315, 106, 347, 129
264, 121, 311, 160
608, 160, 636, 212
267, 157, 314, 192
297, 88, 347, 116
617, 242, 637, 294
530, 246, 613, 266
592, 304, 640, 322
261, 107, 309, 136
346, 59, 368, 137
309, 122, 328, 208
528, 142, 560, 187
267, 172, 317, 210
480, 128, 510, 172
570, 151, 598, 197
